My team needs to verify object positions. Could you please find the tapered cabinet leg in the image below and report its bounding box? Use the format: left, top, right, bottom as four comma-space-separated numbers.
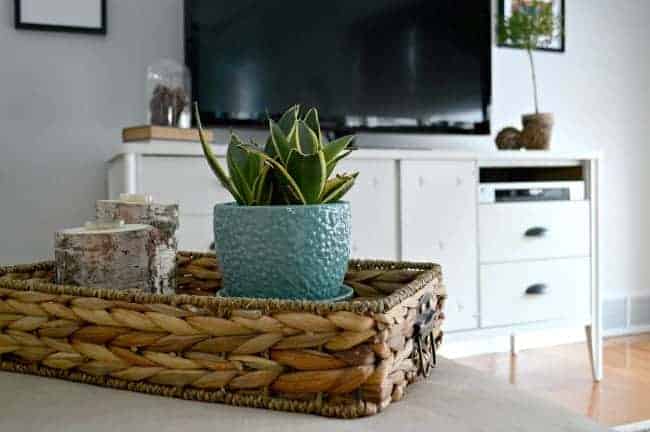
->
585, 324, 603, 382
510, 334, 518, 356
584, 325, 594, 371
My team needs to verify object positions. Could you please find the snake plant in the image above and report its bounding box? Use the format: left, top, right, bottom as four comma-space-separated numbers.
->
195, 104, 358, 205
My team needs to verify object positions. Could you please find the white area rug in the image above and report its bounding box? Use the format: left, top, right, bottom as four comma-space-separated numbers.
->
613, 420, 650, 432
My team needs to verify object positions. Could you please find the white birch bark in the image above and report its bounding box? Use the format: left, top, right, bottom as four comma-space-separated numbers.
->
96, 200, 179, 294
55, 224, 155, 291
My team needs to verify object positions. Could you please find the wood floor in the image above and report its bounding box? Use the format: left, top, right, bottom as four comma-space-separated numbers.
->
456, 333, 650, 427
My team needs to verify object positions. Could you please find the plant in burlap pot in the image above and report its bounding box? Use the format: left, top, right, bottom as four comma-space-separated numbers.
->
195, 104, 358, 300
497, 0, 562, 150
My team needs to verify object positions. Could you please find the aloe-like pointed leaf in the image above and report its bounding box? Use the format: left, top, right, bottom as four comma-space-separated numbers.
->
323, 135, 354, 163
264, 136, 275, 158
194, 103, 244, 204
296, 120, 320, 155
253, 164, 273, 204
303, 108, 321, 142
287, 124, 299, 152
251, 163, 267, 196
326, 149, 353, 177
236, 143, 306, 204
231, 134, 264, 183
277, 105, 300, 135
321, 172, 358, 203
227, 133, 266, 204
321, 174, 350, 199
269, 119, 292, 163
286, 150, 327, 204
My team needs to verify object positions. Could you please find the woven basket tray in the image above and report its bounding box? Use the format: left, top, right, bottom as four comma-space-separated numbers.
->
0, 252, 445, 418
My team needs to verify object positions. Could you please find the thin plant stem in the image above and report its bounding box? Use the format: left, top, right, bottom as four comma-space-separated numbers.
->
527, 48, 539, 114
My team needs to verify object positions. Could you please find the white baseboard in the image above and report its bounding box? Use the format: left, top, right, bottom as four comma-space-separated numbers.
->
439, 294, 650, 359
439, 325, 649, 359
603, 324, 650, 338
613, 419, 650, 432
440, 327, 586, 359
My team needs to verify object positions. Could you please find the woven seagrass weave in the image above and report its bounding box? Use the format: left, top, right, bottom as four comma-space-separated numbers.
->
0, 252, 445, 418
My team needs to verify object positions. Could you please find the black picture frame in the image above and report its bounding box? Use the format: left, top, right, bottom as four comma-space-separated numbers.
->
14, 0, 106, 35
498, 0, 565, 53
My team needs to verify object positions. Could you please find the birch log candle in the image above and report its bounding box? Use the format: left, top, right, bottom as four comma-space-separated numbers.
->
96, 194, 179, 294
54, 221, 155, 291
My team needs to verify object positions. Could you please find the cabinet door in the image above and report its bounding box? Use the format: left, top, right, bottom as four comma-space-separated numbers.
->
140, 156, 232, 214
401, 161, 478, 331
334, 160, 398, 260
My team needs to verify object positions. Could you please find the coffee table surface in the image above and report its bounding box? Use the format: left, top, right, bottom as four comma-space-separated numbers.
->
0, 358, 608, 432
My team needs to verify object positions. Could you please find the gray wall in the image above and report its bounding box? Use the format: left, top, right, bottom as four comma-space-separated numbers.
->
0, 0, 183, 263
0, 0, 648, 300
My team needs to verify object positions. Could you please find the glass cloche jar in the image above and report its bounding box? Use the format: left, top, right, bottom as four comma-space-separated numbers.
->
146, 59, 191, 128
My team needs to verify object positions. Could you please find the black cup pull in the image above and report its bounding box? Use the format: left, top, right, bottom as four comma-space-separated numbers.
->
524, 226, 548, 237
208, 242, 215, 251
525, 283, 548, 295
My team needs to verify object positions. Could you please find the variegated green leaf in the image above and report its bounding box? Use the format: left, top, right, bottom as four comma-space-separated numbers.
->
227, 134, 265, 205
264, 136, 275, 158
296, 120, 320, 155
231, 134, 263, 183
268, 119, 292, 163
287, 124, 299, 152
323, 135, 354, 163
236, 143, 306, 204
321, 174, 350, 199
253, 164, 273, 205
194, 103, 244, 204
286, 150, 327, 204
321, 172, 358, 203
277, 105, 299, 135
326, 149, 353, 177
303, 108, 321, 142
227, 147, 254, 204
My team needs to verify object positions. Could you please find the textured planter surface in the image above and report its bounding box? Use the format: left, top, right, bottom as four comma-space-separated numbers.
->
214, 202, 351, 300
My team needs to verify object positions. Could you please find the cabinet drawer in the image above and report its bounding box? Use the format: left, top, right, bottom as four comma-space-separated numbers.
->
141, 156, 232, 215
479, 201, 590, 263
480, 258, 590, 327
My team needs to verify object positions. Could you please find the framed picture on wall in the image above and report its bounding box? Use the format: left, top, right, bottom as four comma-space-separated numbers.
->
15, 0, 106, 34
498, 0, 564, 52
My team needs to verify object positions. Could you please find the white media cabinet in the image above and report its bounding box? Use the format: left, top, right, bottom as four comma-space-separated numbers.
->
108, 140, 602, 381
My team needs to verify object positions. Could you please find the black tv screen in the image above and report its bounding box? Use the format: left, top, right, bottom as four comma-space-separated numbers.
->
185, 0, 491, 134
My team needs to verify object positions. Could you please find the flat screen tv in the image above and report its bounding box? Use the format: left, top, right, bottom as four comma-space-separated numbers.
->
185, 0, 491, 135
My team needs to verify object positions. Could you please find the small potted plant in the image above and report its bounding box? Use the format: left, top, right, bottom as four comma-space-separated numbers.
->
195, 104, 358, 300
497, 0, 562, 150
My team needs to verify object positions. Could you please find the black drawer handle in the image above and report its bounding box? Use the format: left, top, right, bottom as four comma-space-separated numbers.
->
525, 283, 548, 295
524, 227, 548, 237
209, 242, 215, 251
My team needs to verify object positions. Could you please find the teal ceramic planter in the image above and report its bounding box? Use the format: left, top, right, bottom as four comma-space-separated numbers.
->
213, 202, 351, 300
